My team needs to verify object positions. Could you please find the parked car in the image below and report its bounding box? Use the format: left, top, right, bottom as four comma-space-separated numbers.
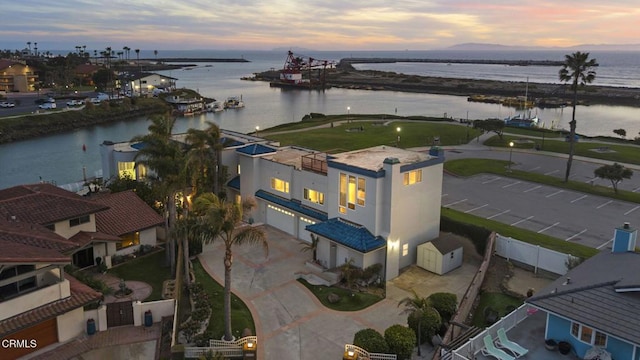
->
0, 101, 16, 108
90, 98, 101, 104
66, 99, 85, 106
38, 102, 57, 110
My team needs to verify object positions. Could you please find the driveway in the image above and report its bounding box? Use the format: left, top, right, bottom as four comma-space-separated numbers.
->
198, 226, 480, 360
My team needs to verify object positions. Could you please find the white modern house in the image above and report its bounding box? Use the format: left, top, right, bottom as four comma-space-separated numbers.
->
100, 130, 445, 280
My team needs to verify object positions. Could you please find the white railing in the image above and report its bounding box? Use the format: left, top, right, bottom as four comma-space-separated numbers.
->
344, 344, 397, 360
184, 336, 257, 359
450, 304, 532, 359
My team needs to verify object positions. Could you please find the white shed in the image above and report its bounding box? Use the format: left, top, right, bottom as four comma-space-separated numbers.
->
416, 235, 463, 275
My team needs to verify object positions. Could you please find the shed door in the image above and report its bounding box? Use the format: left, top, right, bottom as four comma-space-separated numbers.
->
425, 249, 438, 273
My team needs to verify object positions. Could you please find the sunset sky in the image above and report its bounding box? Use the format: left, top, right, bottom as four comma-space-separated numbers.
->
2, 1, 639, 51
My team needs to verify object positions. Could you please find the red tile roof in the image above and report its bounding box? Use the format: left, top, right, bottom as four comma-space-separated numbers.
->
0, 183, 108, 225
0, 273, 102, 337
69, 230, 121, 247
0, 218, 78, 262
92, 190, 163, 236
75, 64, 100, 75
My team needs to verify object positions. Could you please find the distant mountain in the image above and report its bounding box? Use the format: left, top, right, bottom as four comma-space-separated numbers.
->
445, 43, 640, 51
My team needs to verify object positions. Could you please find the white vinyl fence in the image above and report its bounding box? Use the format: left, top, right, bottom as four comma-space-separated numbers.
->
495, 234, 575, 275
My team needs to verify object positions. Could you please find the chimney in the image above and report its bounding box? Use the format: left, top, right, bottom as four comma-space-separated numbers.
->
612, 223, 637, 253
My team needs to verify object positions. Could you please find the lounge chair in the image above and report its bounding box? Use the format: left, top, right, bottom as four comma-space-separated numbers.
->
481, 334, 515, 360
496, 328, 529, 358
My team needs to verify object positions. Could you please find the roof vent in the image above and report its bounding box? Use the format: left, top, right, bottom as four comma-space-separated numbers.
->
563, 277, 572, 285
623, 222, 630, 229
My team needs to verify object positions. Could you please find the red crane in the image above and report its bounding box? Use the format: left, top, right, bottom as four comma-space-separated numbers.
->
276, 51, 335, 89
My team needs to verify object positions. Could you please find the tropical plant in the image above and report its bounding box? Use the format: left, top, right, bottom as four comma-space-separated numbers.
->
185, 122, 225, 196
594, 163, 633, 193
559, 51, 598, 182
613, 128, 627, 138
398, 289, 441, 354
300, 233, 320, 262
353, 328, 389, 354
384, 324, 416, 360
427, 292, 457, 323
193, 193, 267, 341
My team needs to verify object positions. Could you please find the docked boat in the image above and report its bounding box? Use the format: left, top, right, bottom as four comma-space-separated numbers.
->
504, 114, 539, 128
224, 96, 245, 109
206, 101, 224, 112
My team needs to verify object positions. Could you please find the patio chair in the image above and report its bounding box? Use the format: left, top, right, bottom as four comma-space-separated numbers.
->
496, 328, 529, 358
481, 334, 515, 360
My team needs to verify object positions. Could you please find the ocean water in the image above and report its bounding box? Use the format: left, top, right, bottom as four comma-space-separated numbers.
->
1, 49, 639, 188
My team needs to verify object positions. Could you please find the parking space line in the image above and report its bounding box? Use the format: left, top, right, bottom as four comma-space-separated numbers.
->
569, 173, 580, 179
523, 185, 541, 193
624, 206, 640, 215
546, 190, 564, 198
597, 237, 615, 250
511, 215, 534, 226
502, 181, 521, 188
444, 199, 467, 207
482, 177, 500, 184
528, 166, 540, 171
565, 229, 587, 241
596, 200, 613, 209
544, 170, 559, 175
487, 209, 510, 219
538, 222, 560, 233
570, 195, 588, 203
464, 204, 488, 213
633, 186, 640, 193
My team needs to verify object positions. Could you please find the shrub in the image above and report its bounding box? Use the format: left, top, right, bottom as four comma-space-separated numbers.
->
407, 307, 441, 344
440, 216, 491, 254
428, 292, 457, 322
384, 324, 416, 360
353, 328, 389, 354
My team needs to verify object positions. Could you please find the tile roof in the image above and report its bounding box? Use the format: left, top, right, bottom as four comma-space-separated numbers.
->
0, 218, 79, 258
227, 175, 241, 190
0, 273, 102, 337
429, 234, 462, 254
306, 218, 386, 253
68, 231, 122, 247
527, 251, 640, 345
236, 144, 276, 156
0, 184, 108, 225
255, 190, 328, 221
91, 190, 163, 236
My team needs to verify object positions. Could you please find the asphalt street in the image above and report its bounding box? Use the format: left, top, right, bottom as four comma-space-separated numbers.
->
437, 139, 640, 250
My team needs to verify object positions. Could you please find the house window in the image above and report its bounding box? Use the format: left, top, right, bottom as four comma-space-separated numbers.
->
117, 232, 140, 250
0, 265, 36, 299
69, 215, 90, 227
357, 178, 366, 206
348, 176, 356, 209
235, 194, 242, 204
118, 161, 136, 179
403, 170, 423, 185
571, 322, 607, 346
304, 188, 324, 205
339, 173, 347, 214
237, 164, 241, 175
271, 178, 289, 193
402, 243, 409, 256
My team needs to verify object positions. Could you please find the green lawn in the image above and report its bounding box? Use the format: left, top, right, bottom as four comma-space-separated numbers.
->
192, 259, 255, 339
108, 251, 172, 301
485, 135, 640, 165
297, 279, 382, 311
471, 292, 523, 328
444, 158, 640, 205
264, 121, 482, 152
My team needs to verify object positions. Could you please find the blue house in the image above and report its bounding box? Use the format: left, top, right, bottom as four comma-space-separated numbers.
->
527, 223, 640, 360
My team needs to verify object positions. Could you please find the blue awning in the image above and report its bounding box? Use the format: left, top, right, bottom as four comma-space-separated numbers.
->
306, 218, 386, 253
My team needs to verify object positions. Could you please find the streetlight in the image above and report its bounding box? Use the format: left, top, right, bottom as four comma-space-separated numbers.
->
255, 125, 260, 137
347, 106, 350, 123
396, 127, 401, 147
508, 141, 514, 172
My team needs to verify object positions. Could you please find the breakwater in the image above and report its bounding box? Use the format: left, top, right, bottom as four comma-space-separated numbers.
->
340, 58, 564, 66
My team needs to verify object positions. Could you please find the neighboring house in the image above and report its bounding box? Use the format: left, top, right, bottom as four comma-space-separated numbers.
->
120, 71, 177, 96
91, 190, 164, 256
74, 63, 100, 86
527, 223, 640, 360
0, 218, 102, 359
0, 59, 39, 92
99, 130, 445, 280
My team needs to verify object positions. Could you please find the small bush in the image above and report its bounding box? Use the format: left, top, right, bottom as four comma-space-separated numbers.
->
353, 328, 389, 354
384, 324, 416, 360
407, 308, 441, 344
428, 292, 457, 322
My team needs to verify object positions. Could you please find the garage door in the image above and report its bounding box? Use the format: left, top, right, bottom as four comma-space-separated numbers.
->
1, 317, 57, 359
266, 204, 295, 235
297, 217, 316, 243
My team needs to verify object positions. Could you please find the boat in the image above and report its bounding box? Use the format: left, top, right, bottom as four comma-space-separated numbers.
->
206, 101, 224, 112
504, 114, 539, 127
224, 96, 245, 109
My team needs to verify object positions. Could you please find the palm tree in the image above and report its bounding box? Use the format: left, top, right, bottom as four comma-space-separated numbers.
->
133, 114, 187, 274
193, 193, 267, 341
185, 122, 224, 196
559, 52, 598, 182
398, 289, 441, 356
154, 49, 158, 62
300, 233, 320, 262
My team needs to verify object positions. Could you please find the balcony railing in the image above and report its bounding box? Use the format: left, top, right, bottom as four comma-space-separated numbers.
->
301, 153, 327, 174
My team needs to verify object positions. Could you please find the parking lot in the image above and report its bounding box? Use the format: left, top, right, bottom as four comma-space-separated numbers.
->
443, 171, 639, 250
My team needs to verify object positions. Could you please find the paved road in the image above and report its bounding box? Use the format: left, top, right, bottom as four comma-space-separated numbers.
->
433, 134, 640, 250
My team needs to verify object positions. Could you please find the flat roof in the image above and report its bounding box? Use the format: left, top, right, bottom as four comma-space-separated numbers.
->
262, 147, 326, 170
329, 145, 432, 172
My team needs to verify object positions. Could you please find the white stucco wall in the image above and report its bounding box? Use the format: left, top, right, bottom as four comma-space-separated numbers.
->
291, 169, 328, 213
57, 307, 85, 342
140, 227, 157, 247
54, 214, 97, 239
0, 280, 70, 321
